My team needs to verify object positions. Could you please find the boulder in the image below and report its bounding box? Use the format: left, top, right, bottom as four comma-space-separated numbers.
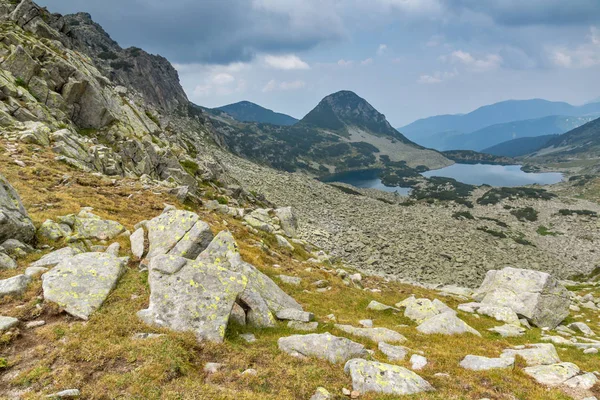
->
0, 173, 35, 244
276, 309, 314, 322
278, 275, 302, 286
366, 300, 396, 311
568, 322, 595, 337
130, 227, 146, 259
144, 209, 201, 258
334, 324, 407, 343
0, 316, 19, 332
274, 207, 298, 237
0, 253, 17, 270
42, 253, 127, 320
61, 210, 126, 242
168, 220, 213, 259
378, 342, 408, 361
416, 312, 480, 336
563, 373, 598, 390
488, 324, 526, 337
473, 267, 570, 329
344, 359, 434, 395
476, 305, 521, 326
275, 234, 294, 250
0, 274, 30, 298
278, 333, 368, 364
404, 298, 440, 323
309, 387, 332, 400
410, 354, 428, 370
37, 219, 72, 241
30, 247, 81, 269
287, 321, 318, 332
460, 355, 515, 371
501, 344, 560, 367
523, 363, 580, 386
230, 303, 246, 326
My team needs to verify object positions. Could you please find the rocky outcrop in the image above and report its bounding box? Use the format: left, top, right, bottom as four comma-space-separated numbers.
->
473, 267, 570, 329
0, 173, 34, 244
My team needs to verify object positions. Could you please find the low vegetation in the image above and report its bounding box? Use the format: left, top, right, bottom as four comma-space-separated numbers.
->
477, 187, 556, 206
510, 207, 539, 222
558, 209, 598, 217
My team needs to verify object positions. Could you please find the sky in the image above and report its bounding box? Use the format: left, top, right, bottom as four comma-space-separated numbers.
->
37, 0, 600, 127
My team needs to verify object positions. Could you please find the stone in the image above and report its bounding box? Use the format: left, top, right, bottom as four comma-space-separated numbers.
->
378, 342, 409, 361
287, 321, 319, 332
145, 209, 201, 259
563, 373, 598, 390
240, 333, 256, 343
45, 389, 81, 398
501, 344, 561, 366
583, 348, 598, 354
488, 324, 526, 337
1, 239, 33, 255
404, 298, 440, 323
569, 322, 595, 337
278, 333, 368, 364
523, 363, 580, 386
0, 316, 19, 331
309, 387, 332, 400
132, 333, 165, 340
344, 359, 434, 395
410, 354, 428, 370
25, 266, 48, 277
275, 234, 294, 250
313, 280, 330, 289
105, 243, 120, 256
138, 250, 247, 343
334, 324, 407, 343
477, 305, 521, 326
416, 312, 481, 336
37, 219, 72, 242
70, 211, 126, 241
473, 267, 570, 329
30, 247, 81, 269
279, 275, 302, 286
130, 228, 145, 259
359, 319, 373, 328
230, 303, 246, 326
432, 299, 454, 314
366, 300, 396, 311
0, 173, 35, 244
459, 355, 515, 371
241, 368, 257, 376
274, 207, 298, 237
276, 309, 314, 322
0, 274, 31, 298
0, 253, 17, 270
42, 253, 127, 320
168, 220, 213, 259
204, 363, 224, 374
25, 320, 45, 329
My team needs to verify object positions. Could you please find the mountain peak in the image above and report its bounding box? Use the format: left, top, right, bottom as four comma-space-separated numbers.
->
216, 101, 298, 126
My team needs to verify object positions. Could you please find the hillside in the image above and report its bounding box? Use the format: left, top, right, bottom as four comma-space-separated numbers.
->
400, 99, 600, 148
534, 117, 600, 159
427, 115, 596, 152
483, 135, 559, 157
215, 101, 298, 126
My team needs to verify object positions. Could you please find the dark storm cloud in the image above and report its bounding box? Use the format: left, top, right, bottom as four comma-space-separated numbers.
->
451, 0, 600, 26
36, 0, 344, 64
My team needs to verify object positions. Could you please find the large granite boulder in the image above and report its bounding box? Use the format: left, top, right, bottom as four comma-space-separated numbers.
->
278, 333, 368, 364
42, 252, 128, 319
274, 207, 298, 238
416, 312, 480, 336
344, 359, 434, 395
144, 209, 207, 259
473, 267, 570, 329
0, 274, 30, 298
0, 174, 35, 244
523, 363, 580, 386
500, 344, 561, 367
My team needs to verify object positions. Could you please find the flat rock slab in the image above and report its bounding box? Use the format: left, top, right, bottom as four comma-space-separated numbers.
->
0, 316, 18, 331
416, 312, 481, 336
30, 247, 80, 269
279, 275, 302, 286
42, 253, 127, 320
523, 362, 580, 386
488, 324, 526, 337
278, 333, 368, 364
344, 359, 434, 395
276, 308, 314, 322
378, 342, 409, 361
0, 274, 30, 298
309, 387, 332, 400
404, 298, 440, 323
335, 324, 407, 343
288, 321, 319, 332
563, 372, 598, 390
366, 300, 397, 311
145, 210, 201, 258
477, 305, 520, 326
501, 344, 560, 367
460, 355, 515, 371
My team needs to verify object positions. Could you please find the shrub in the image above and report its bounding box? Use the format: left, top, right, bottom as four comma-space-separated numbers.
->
511, 207, 538, 222
477, 227, 507, 239
98, 51, 119, 60
479, 217, 508, 228
180, 160, 200, 176
558, 209, 597, 217
452, 211, 475, 220
477, 187, 556, 206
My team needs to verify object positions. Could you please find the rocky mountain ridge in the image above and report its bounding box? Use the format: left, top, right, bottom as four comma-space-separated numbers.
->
215, 101, 298, 126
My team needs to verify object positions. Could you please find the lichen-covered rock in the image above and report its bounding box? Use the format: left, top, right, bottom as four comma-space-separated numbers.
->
145, 209, 201, 259
274, 207, 298, 237
0, 274, 30, 298
275, 234, 294, 250
378, 342, 409, 361
335, 324, 407, 343
344, 359, 434, 395
0, 173, 35, 244
404, 298, 440, 323
460, 355, 515, 371
523, 363, 580, 386
366, 300, 396, 311
501, 344, 561, 367
563, 372, 598, 390
0, 253, 17, 270
416, 312, 480, 336
278, 333, 368, 364
168, 220, 213, 259
42, 253, 127, 319
288, 321, 318, 332
37, 219, 72, 242
30, 247, 81, 269
488, 324, 526, 337
130, 227, 146, 259
476, 305, 521, 326
138, 250, 247, 343
244, 209, 276, 233
69, 210, 126, 241
309, 387, 332, 400
276, 309, 314, 322
473, 267, 570, 329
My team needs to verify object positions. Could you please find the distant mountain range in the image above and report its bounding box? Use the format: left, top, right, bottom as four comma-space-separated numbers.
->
399, 99, 600, 151
482, 135, 559, 158
215, 101, 298, 126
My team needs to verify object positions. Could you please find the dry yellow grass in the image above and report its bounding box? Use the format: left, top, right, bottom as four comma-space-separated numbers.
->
0, 139, 598, 399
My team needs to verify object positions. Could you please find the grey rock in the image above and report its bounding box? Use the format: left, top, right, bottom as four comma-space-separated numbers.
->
274, 207, 298, 237
459, 355, 515, 371
0, 274, 31, 298
276, 308, 314, 322
477, 305, 521, 326
344, 359, 434, 395
488, 324, 526, 337
105, 242, 120, 256
130, 227, 146, 259
366, 300, 396, 311
168, 220, 213, 259
42, 253, 127, 319
416, 312, 481, 336
25, 320, 45, 329
45, 389, 80, 398
473, 267, 570, 329
501, 344, 561, 366
410, 354, 428, 370
335, 324, 407, 343
568, 322, 595, 337
359, 319, 373, 328
378, 342, 409, 361
278, 275, 302, 286
0, 253, 17, 270
25, 266, 48, 277
70, 210, 126, 241
230, 303, 246, 326
278, 333, 368, 364
404, 298, 440, 323
275, 234, 294, 250
239, 333, 256, 343
523, 363, 580, 386
563, 372, 598, 390
0, 316, 19, 331
1, 239, 33, 255
288, 321, 319, 332
204, 362, 224, 374
37, 219, 72, 242
309, 387, 333, 400
145, 209, 200, 259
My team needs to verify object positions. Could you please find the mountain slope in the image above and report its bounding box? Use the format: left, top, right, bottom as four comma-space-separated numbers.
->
438, 115, 596, 151
534, 117, 600, 158
400, 99, 600, 144
216, 101, 298, 126
482, 135, 559, 157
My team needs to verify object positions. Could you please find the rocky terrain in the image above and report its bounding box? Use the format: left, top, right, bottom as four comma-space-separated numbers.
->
0, 1, 599, 399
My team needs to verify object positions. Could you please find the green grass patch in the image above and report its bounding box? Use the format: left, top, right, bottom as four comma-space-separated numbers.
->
537, 226, 559, 236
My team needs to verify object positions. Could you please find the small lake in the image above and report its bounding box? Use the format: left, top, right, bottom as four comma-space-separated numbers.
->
322, 164, 563, 194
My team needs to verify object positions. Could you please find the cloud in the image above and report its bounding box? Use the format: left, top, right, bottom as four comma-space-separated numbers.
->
262, 79, 306, 92
377, 44, 388, 56
417, 70, 457, 84
337, 59, 354, 67
263, 54, 310, 70
548, 27, 600, 69
446, 50, 503, 71
361, 58, 374, 66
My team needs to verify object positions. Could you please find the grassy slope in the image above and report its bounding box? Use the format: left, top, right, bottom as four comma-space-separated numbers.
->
0, 139, 598, 399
